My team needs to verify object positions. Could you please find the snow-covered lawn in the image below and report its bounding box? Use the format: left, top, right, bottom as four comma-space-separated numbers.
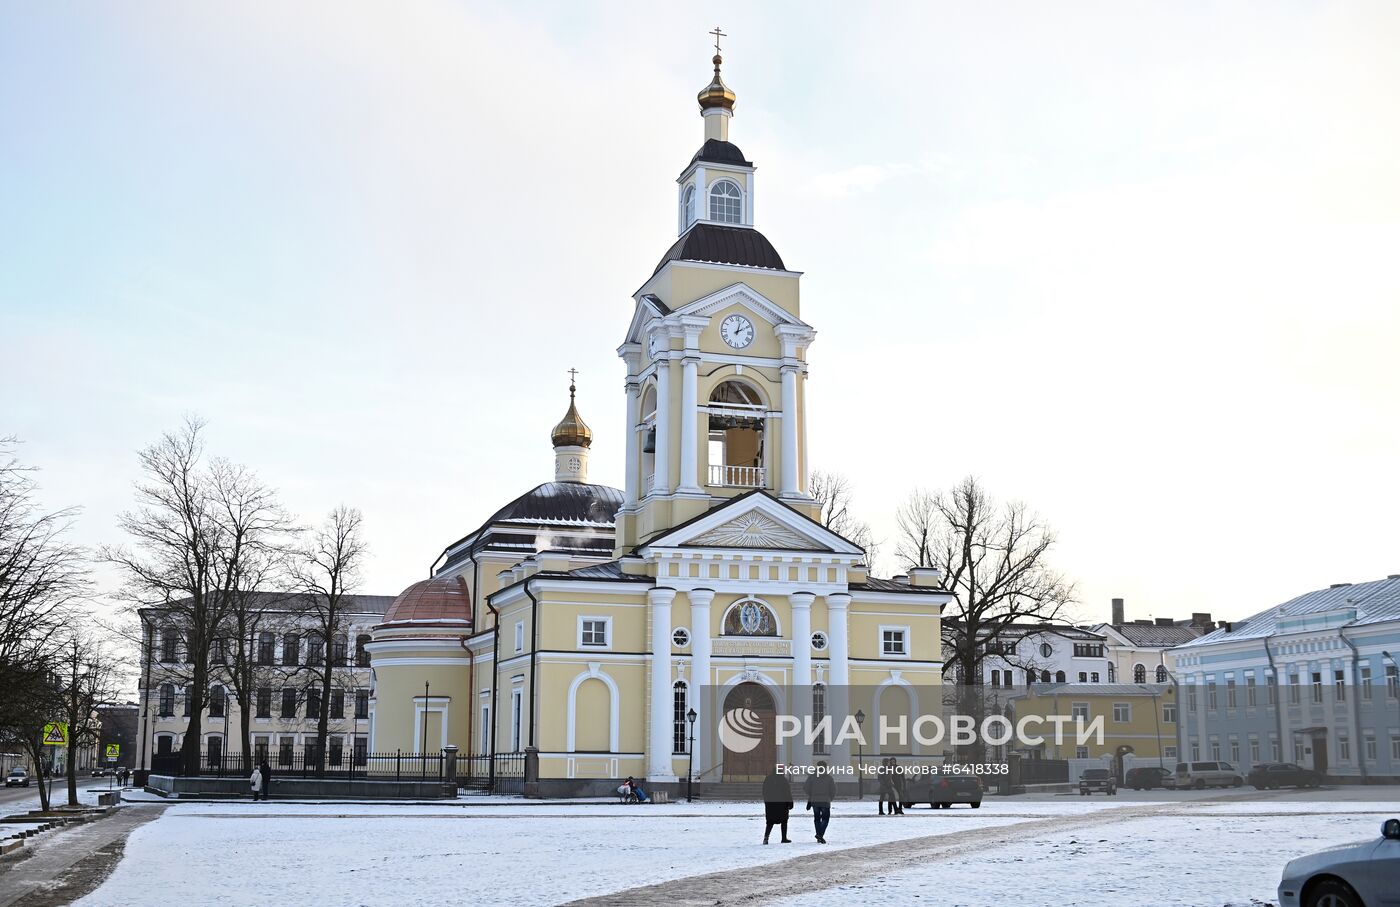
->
75, 799, 1037, 906
777, 808, 1400, 907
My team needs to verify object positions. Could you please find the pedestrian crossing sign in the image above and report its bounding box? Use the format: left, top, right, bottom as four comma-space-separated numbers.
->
105, 744, 121, 758
42, 723, 68, 746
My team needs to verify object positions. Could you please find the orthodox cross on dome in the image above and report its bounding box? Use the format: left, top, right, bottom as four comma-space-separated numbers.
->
568, 367, 579, 396
710, 26, 726, 55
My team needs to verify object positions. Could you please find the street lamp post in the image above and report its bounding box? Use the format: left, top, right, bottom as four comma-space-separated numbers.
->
686, 708, 697, 802
854, 709, 866, 800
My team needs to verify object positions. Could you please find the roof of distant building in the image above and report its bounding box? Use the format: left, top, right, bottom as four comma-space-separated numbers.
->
439, 482, 623, 571
1101, 623, 1204, 647
941, 619, 1106, 641
140, 592, 395, 619
1013, 682, 1173, 698
1178, 575, 1400, 648
380, 575, 471, 626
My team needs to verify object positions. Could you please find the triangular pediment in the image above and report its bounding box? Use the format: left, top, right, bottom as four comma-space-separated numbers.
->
640, 491, 864, 556
676, 283, 806, 329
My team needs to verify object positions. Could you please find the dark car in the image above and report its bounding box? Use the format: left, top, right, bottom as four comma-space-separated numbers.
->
1248, 762, 1322, 790
1125, 767, 1174, 790
1080, 768, 1118, 796
898, 772, 984, 809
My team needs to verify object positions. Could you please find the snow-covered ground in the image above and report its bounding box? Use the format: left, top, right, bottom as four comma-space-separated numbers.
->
73, 791, 1400, 906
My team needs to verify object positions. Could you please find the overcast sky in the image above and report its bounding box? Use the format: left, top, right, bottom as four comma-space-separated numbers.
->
3, 2, 1398, 627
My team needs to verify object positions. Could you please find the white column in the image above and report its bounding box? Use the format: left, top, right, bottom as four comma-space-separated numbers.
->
623, 382, 640, 505
648, 588, 677, 781
790, 591, 815, 766
678, 356, 701, 493
780, 365, 799, 496
653, 358, 671, 495
825, 593, 853, 772
689, 588, 715, 775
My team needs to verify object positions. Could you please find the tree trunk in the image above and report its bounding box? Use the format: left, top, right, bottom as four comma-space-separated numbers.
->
26, 738, 50, 812
316, 661, 332, 777
181, 662, 206, 776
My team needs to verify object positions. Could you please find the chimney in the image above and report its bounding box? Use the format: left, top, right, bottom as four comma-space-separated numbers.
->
1111, 598, 1125, 625
1191, 612, 1211, 627
1155, 617, 1173, 626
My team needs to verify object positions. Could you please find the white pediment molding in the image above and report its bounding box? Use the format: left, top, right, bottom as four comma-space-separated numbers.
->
677, 282, 808, 329
640, 492, 864, 556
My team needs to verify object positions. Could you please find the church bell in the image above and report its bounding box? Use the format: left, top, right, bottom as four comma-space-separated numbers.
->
642, 427, 656, 453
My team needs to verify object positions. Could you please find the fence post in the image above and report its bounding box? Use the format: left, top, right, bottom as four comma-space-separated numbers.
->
396, 749, 401, 782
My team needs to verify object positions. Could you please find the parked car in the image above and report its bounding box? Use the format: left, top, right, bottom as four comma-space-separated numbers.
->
1248, 762, 1322, 790
91, 767, 112, 777
1079, 768, 1118, 796
1174, 761, 1244, 789
1125, 767, 1174, 790
930, 776, 983, 809
5, 767, 30, 787
1277, 817, 1400, 907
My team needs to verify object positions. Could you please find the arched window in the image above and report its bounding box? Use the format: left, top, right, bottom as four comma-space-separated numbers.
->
672, 681, 689, 754
1155, 665, 1168, 683
1027, 670, 1037, 686
356, 634, 372, 668
989, 671, 1001, 687
158, 683, 175, 717
1055, 671, 1066, 683
640, 383, 658, 492
281, 633, 299, 666
721, 599, 779, 637
209, 685, 226, 718
708, 380, 766, 488
709, 180, 742, 223
1133, 664, 1147, 684
812, 683, 828, 754
1107, 664, 1115, 683
1041, 670, 1051, 683
682, 185, 697, 227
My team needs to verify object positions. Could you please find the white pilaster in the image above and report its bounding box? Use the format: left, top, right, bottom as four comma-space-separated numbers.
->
653, 356, 671, 495
791, 592, 814, 687
689, 588, 715, 775
678, 355, 701, 493
780, 365, 799, 496
623, 382, 640, 506
648, 587, 678, 781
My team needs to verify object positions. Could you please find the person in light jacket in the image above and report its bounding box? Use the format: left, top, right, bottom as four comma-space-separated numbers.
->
250, 766, 264, 801
761, 768, 794, 844
804, 762, 837, 844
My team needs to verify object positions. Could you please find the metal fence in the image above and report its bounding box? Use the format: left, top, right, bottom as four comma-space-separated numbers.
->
1019, 757, 1070, 785
151, 748, 529, 787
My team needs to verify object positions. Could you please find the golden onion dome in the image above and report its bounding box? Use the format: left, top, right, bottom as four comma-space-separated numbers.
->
550, 381, 593, 449
697, 54, 736, 112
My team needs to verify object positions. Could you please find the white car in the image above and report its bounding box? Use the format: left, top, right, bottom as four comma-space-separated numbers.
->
4, 768, 29, 787
1277, 818, 1400, 907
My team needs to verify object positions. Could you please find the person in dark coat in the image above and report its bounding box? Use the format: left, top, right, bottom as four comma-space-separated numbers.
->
258, 760, 274, 801
761, 768, 794, 844
804, 762, 837, 844
879, 757, 905, 815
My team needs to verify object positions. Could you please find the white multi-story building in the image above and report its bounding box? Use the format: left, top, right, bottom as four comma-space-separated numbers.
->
136, 594, 393, 772
945, 620, 1110, 687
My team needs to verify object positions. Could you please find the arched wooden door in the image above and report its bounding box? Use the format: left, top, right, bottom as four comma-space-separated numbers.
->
722, 682, 776, 781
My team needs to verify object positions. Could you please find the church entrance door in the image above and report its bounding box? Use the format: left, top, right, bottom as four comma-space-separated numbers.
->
721, 682, 776, 782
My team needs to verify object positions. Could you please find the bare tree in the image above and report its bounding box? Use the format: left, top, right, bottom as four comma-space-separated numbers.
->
53, 632, 124, 806
105, 418, 290, 775
292, 506, 366, 773
808, 470, 882, 573
0, 664, 64, 811
897, 477, 1076, 757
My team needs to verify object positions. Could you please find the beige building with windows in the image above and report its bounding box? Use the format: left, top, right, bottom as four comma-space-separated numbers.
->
367, 51, 954, 795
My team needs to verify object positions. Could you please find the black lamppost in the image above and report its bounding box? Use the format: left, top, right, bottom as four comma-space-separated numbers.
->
686, 708, 697, 802
854, 709, 866, 800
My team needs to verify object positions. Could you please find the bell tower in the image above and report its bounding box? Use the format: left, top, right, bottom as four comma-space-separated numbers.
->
615, 38, 819, 554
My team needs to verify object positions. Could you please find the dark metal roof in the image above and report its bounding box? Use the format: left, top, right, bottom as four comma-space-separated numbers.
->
852, 577, 951, 595
653, 223, 785, 276
562, 561, 654, 582
139, 592, 395, 618
690, 139, 751, 167
482, 482, 623, 526
1107, 624, 1203, 647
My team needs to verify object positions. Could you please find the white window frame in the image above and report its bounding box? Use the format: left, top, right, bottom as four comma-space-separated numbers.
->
1071, 702, 1089, 722
1112, 702, 1131, 723
707, 178, 743, 223
1162, 702, 1177, 723
672, 627, 691, 649
510, 687, 524, 752
879, 625, 910, 659
578, 616, 612, 650
514, 621, 524, 654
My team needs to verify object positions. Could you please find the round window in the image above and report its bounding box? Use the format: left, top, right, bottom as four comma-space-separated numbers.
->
1040, 642, 1053, 658
811, 631, 828, 651
672, 628, 690, 648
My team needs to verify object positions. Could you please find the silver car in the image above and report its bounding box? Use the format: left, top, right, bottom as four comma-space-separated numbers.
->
1277, 818, 1400, 907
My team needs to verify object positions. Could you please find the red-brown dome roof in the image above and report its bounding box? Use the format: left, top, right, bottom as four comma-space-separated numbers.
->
380, 575, 472, 626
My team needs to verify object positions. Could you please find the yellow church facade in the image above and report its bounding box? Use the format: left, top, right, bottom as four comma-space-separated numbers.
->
366, 49, 952, 796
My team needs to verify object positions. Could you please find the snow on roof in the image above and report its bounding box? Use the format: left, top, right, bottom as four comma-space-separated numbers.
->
1177, 574, 1400, 648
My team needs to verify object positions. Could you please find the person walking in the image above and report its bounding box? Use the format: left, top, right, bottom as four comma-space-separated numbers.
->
258, 759, 274, 801
804, 762, 836, 844
249, 764, 264, 801
879, 757, 905, 815
761, 767, 794, 844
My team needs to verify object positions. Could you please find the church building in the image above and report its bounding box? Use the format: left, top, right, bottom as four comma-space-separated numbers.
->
366, 47, 953, 796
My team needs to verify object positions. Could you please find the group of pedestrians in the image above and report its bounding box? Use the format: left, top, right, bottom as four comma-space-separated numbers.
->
760, 761, 836, 845
248, 759, 275, 801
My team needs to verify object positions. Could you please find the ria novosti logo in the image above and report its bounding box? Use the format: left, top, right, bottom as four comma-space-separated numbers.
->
717, 708, 766, 754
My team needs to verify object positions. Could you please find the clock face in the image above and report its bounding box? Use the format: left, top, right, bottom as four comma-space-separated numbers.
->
720, 314, 755, 349
648, 334, 660, 357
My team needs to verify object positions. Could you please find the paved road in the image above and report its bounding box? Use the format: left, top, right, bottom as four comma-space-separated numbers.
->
0, 778, 115, 812
0, 805, 167, 907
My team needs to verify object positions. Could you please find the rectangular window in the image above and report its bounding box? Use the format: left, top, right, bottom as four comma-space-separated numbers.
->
1392, 736, 1400, 761
1365, 736, 1377, 761
1335, 670, 1346, 702
1389, 665, 1399, 699
278, 737, 294, 767
283, 634, 299, 666
580, 619, 608, 648
1090, 672, 1100, 682
1003, 671, 1013, 686
1271, 737, 1281, 761
881, 628, 908, 656
353, 736, 368, 766
1311, 671, 1323, 704
1163, 746, 1178, 761
480, 705, 491, 756
1289, 673, 1300, 705
510, 688, 523, 752
1250, 739, 1260, 763
308, 636, 324, 667
1112, 703, 1130, 723
1210, 740, 1221, 761
1229, 739, 1240, 763
1361, 666, 1372, 701
1190, 744, 1200, 762
1162, 703, 1177, 723
1246, 677, 1257, 707
331, 636, 347, 666
1338, 735, 1350, 761
256, 688, 272, 719
355, 635, 370, 668
515, 621, 525, 653
182, 688, 191, 717
329, 736, 344, 766
1077, 672, 1087, 683
812, 685, 828, 755
1207, 683, 1217, 710
1187, 685, 1197, 710
253, 737, 269, 766
672, 682, 689, 754
355, 689, 369, 720
1074, 746, 1089, 759
307, 688, 322, 720
257, 633, 275, 666
281, 688, 297, 719
1072, 702, 1090, 721
161, 630, 179, 663
1294, 740, 1305, 762
158, 685, 175, 717
1226, 680, 1236, 709
329, 689, 345, 719
1072, 644, 1104, 658
209, 686, 226, 718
